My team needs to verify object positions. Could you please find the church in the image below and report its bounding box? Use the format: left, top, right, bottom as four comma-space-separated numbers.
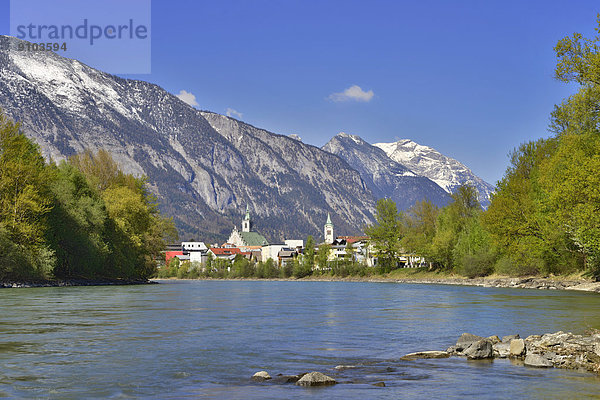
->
227, 205, 269, 249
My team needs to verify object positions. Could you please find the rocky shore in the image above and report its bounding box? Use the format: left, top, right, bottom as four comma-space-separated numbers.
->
0, 279, 153, 289
392, 277, 600, 292
411, 331, 600, 374
297, 275, 600, 292
250, 330, 600, 389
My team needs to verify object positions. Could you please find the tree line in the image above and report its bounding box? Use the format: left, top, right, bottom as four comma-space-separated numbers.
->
367, 17, 600, 280
0, 112, 176, 281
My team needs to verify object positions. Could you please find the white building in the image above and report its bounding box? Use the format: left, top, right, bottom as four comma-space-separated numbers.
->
181, 242, 208, 264
324, 213, 334, 244
261, 244, 286, 263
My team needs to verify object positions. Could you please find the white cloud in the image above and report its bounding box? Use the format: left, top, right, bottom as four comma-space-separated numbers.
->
226, 108, 243, 119
328, 85, 374, 102
176, 90, 199, 107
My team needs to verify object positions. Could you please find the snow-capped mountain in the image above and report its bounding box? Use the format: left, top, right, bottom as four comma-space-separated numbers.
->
0, 36, 375, 241
374, 139, 494, 207
322, 133, 451, 210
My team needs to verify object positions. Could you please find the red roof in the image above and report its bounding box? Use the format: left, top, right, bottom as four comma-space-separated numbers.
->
336, 236, 370, 244
165, 251, 183, 263
209, 247, 241, 256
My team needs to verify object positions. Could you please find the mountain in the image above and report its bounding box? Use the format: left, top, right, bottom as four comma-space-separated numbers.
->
322, 133, 451, 210
374, 139, 495, 207
0, 36, 375, 242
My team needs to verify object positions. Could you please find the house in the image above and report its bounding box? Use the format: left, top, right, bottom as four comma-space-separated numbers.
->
182, 241, 209, 264
261, 244, 286, 263
208, 247, 242, 261
284, 239, 304, 251
165, 250, 184, 264
278, 248, 298, 266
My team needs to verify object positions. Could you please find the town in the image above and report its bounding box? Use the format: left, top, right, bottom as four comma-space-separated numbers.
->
161, 206, 425, 277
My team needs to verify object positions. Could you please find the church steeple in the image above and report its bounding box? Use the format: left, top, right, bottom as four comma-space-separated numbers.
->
242, 205, 252, 232
324, 212, 334, 244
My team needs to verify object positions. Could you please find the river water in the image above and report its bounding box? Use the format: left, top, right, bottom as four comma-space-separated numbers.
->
1, 280, 600, 399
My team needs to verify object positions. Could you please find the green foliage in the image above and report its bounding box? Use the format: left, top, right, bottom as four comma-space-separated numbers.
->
401, 200, 439, 260
232, 255, 255, 278
453, 218, 495, 278
316, 243, 330, 271
303, 235, 315, 269
280, 258, 293, 278
365, 198, 403, 273
429, 185, 481, 270
293, 257, 312, 278
0, 110, 176, 282
257, 258, 278, 279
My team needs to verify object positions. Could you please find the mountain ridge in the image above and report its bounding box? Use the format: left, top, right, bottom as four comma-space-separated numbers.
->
322, 133, 452, 210
0, 35, 495, 242
0, 35, 375, 242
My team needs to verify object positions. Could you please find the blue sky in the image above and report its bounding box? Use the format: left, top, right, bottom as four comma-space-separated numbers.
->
1, 0, 598, 185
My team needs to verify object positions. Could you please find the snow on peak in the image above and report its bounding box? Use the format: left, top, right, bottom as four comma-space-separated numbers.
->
7, 43, 139, 121
374, 138, 494, 207
336, 132, 364, 144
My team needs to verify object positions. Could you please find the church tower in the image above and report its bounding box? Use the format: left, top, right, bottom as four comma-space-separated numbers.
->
242, 205, 252, 232
324, 213, 334, 244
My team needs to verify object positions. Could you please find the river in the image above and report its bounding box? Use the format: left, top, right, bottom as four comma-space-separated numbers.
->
1, 280, 599, 398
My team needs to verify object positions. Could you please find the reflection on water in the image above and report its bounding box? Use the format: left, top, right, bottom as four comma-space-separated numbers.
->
0, 281, 599, 398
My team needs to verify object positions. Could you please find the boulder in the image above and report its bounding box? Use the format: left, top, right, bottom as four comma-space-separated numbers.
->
457, 333, 484, 347
509, 339, 526, 357
463, 339, 494, 359
493, 342, 511, 358
296, 371, 337, 387
502, 334, 520, 343
454, 333, 485, 354
487, 335, 501, 344
524, 354, 553, 368
372, 381, 386, 387
401, 351, 450, 360
273, 373, 305, 383
251, 371, 271, 381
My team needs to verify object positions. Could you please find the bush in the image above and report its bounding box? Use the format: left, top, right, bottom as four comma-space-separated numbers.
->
457, 252, 495, 278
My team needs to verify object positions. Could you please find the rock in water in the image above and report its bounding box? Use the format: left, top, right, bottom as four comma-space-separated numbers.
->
401, 351, 450, 360
493, 342, 511, 358
296, 371, 337, 387
502, 334, 520, 343
455, 333, 485, 352
524, 354, 553, 368
487, 335, 501, 344
463, 339, 494, 359
509, 339, 526, 357
251, 371, 271, 381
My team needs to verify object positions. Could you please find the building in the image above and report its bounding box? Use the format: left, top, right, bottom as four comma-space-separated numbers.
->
324, 213, 334, 244
182, 241, 209, 263
228, 205, 269, 251
261, 244, 286, 263
208, 247, 242, 261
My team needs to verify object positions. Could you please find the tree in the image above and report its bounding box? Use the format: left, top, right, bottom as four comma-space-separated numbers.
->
401, 200, 439, 260
430, 185, 481, 270
316, 243, 330, 271
0, 112, 54, 279
365, 198, 403, 273
303, 235, 315, 269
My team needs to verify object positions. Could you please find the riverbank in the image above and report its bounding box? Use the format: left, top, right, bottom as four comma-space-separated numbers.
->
0, 279, 154, 289
153, 270, 600, 292
430, 331, 600, 374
